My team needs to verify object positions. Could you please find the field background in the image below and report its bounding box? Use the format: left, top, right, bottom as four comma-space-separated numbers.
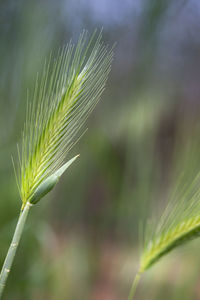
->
1, 0, 200, 299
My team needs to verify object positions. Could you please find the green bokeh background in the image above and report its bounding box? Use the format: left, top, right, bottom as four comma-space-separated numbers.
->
1, 0, 200, 299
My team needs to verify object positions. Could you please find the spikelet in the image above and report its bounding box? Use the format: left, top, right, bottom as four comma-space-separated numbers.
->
15, 31, 113, 208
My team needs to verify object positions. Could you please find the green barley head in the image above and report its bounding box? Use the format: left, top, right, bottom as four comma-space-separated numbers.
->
128, 138, 200, 299
15, 30, 113, 209
140, 164, 200, 273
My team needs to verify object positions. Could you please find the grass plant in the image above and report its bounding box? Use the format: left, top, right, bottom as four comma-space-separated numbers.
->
0, 30, 113, 298
128, 136, 200, 299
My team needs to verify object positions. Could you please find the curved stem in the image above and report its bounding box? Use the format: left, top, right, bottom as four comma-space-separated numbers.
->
0, 202, 32, 299
128, 272, 142, 300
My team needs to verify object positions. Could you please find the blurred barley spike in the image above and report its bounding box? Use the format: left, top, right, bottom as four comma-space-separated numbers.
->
140, 171, 200, 273
128, 169, 200, 299
0, 30, 113, 299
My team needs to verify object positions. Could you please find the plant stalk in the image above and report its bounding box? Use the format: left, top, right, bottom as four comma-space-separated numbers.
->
128, 272, 142, 300
0, 202, 32, 299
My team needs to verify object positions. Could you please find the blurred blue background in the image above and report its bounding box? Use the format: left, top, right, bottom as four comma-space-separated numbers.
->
1, 0, 200, 299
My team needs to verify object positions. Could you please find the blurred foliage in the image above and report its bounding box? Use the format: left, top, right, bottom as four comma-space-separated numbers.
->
1, 0, 200, 299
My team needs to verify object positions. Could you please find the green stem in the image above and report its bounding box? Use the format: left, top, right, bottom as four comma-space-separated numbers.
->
0, 202, 32, 299
128, 272, 142, 300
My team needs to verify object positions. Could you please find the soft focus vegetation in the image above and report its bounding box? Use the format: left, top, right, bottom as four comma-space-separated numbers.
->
1, 0, 200, 299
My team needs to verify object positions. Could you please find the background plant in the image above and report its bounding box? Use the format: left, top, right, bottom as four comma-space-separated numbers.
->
128, 122, 200, 299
